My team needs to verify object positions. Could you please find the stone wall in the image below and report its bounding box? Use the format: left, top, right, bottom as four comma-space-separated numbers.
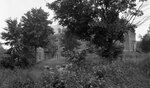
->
36, 47, 45, 62
124, 31, 136, 52
35, 30, 136, 62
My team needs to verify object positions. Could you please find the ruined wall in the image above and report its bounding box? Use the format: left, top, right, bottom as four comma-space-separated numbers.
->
123, 31, 136, 52
36, 47, 45, 62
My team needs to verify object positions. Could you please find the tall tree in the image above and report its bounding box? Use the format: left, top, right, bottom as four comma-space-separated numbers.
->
47, 0, 145, 60
59, 28, 81, 58
21, 8, 54, 57
60, 28, 81, 51
1, 18, 28, 68
140, 28, 150, 53
1, 18, 23, 56
45, 35, 58, 58
1, 8, 54, 68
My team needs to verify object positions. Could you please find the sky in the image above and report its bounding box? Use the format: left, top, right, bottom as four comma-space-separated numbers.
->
0, 0, 150, 48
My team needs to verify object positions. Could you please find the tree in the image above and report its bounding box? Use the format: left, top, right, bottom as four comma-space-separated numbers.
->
45, 35, 58, 58
1, 18, 27, 68
59, 28, 81, 58
1, 8, 54, 68
60, 28, 81, 51
1, 19, 22, 48
140, 30, 150, 53
1, 18, 24, 59
47, 0, 145, 60
21, 8, 54, 57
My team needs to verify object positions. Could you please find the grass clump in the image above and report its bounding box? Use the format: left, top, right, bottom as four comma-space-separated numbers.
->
0, 54, 150, 88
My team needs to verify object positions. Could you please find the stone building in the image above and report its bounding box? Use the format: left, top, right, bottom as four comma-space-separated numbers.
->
36, 27, 137, 62
123, 30, 136, 52
36, 47, 45, 62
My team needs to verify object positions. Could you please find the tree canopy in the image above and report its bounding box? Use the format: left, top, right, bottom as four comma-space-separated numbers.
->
1, 19, 23, 57
21, 8, 54, 48
59, 28, 81, 51
140, 30, 150, 53
1, 8, 54, 68
47, 0, 145, 59
2, 19, 21, 47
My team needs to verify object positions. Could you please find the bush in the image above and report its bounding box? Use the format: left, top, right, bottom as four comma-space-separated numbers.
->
38, 59, 150, 88
38, 61, 106, 88
15, 54, 36, 68
105, 60, 150, 88
0, 48, 36, 69
0, 55, 36, 69
140, 34, 150, 53
0, 69, 15, 87
0, 56, 15, 69
0, 69, 37, 88
9, 76, 35, 88
39, 72, 54, 88
61, 49, 86, 65
139, 55, 150, 76
99, 45, 124, 62
0, 57, 150, 88
39, 72, 65, 88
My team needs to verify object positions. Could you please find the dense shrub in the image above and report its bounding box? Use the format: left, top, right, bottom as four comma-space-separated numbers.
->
14, 54, 36, 68
139, 55, 150, 76
35, 59, 150, 88
60, 29, 81, 52
61, 50, 86, 65
0, 69, 36, 88
0, 47, 36, 69
0, 55, 36, 69
105, 60, 150, 88
140, 34, 150, 53
39, 63, 105, 88
0, 58, 150, 88
86, 42, 124, 62
39, 72, 65, 88
9, 76, 36, 88
0, 56, 15, 69
0, 69, 14, 87
98, 45, 124, 62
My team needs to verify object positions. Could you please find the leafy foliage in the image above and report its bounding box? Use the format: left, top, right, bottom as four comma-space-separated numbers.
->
1, 19, 22, 46
99, 44, 124, 61
45, 35, 58, 58
0, 58, 150, 88
60, 29, 81, 51
9, 76, 35, 88
59, 28, 83, 61
47, 0, 141, 60
21, 8, 54, 48
61, 50, 86, 65
1, 8, 54, 68
0, 46, 36, 69
104, 60, 150, 88
0, 69, 37, 88
0, 56, 15, 69
140, 33, 150, 53
39, 59, 150, 88
139, 55, 150, 76
1, 19, 30, 69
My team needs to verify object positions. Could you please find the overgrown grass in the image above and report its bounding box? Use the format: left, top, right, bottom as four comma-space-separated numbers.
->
0, 69, 32, 88
0, 53, 150, 88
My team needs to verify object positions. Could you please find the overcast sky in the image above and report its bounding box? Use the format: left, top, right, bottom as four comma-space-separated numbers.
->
0, 0, 150, 44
